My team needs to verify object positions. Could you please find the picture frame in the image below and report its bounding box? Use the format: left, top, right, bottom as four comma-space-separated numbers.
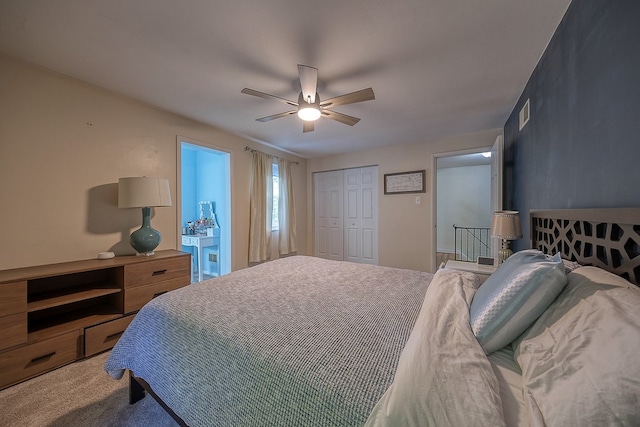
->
384, 170, 426, 194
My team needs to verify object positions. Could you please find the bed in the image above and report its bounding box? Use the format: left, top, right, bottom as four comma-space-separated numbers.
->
105, 208, 640, 426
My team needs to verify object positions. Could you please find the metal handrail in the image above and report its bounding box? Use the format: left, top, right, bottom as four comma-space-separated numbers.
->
453, 225, 491, 261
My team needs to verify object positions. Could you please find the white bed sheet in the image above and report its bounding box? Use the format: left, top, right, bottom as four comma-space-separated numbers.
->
489, 346, 527, 427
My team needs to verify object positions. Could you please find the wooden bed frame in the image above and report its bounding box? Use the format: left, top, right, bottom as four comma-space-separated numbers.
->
129, 372, 188, 426
126, 208, 640, 424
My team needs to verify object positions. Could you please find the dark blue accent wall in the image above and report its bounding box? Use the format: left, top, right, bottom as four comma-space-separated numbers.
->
503, 1, 640, 250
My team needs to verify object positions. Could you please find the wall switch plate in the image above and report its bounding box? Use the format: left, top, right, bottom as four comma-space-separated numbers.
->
415, 196, 421, 205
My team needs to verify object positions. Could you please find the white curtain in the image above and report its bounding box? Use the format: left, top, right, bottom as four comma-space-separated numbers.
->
278, 157, 297, 256
248, 151, 273, 263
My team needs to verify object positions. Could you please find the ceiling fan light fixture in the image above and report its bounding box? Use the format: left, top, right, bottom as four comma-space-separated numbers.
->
297, 93, 321, 121
242, 66, 374, 132
298, 106, 321, 121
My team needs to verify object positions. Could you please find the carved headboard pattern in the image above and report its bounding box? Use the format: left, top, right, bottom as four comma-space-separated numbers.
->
531, 209, 640, 286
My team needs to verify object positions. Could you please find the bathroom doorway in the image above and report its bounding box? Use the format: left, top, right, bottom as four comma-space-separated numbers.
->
179, 139, 231, 282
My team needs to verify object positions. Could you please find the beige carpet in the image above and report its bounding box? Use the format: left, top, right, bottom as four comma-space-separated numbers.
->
0, 352, 179, 427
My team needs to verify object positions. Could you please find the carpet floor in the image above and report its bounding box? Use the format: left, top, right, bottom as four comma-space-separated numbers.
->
0, 352, 179, 427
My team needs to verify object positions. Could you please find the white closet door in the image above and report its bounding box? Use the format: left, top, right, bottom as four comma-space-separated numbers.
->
315, 167, 378, 264
314, 170, 344, 261
344, 166, 379, 264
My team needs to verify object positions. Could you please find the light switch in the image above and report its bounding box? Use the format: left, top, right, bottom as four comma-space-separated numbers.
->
415, 196, 421, 205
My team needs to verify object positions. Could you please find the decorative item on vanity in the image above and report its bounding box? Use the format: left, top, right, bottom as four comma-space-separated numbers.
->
118, 177, 172, 256
491, 210, 523, 263
199, 201, 219, 229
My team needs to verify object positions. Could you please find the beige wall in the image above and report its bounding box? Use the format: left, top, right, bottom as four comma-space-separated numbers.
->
0, 52, 501, 274
0, 53, 307, 270
306, 129, 502, 273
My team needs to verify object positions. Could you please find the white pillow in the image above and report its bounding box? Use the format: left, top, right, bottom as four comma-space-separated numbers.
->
514, 267, 640, 426
469, 250, 567, 354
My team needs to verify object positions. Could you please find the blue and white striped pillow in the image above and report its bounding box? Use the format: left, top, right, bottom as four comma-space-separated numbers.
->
470, 250, 567, 354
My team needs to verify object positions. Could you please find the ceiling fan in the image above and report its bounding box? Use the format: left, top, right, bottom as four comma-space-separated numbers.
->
241, 65, 375, 133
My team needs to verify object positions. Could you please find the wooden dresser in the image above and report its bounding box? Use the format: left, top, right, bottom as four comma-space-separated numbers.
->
0, 250, 190, 390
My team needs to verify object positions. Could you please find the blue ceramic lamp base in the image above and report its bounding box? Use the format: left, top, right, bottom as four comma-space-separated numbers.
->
130, 207, 161, 256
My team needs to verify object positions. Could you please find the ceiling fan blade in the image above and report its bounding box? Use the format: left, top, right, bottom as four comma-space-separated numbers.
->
321, 110, 361, 126
298, 65, 318, 103
256, 110, 297, 122
320, 87, 375, 108
303, 121, 315, 133
241, 88, 298, 107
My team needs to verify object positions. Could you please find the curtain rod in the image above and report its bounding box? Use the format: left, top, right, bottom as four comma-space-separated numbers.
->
244, 146, 299, 165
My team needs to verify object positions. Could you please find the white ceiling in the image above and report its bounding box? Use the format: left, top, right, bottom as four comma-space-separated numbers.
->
0, 0, 572, 159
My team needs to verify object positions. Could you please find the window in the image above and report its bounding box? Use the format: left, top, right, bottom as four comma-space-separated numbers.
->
272, 162, 279, 230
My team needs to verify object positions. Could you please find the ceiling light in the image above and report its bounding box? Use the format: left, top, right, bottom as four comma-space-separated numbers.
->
297, 93, 321, 121
298, 106, 321, 121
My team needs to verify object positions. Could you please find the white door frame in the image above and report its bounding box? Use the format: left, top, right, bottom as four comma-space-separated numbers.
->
430, 143, 501, 272
176, 135, 233, 275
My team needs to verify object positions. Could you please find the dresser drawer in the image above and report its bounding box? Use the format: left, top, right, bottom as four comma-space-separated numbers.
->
0, 330, 80, 389
0, 313, 27, 350
0, 281, 27, 316
124, 276, 188, 313
85, 314, 135, 357
124, 256, 190, 289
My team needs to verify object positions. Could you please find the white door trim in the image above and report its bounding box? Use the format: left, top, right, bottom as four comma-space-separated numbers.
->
431, 145, 499, 272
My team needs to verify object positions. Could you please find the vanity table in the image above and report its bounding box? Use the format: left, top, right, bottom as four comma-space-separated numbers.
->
182, 228, 220, 282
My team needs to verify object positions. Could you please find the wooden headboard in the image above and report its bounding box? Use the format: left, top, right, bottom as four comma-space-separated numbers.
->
531, 208, 640, 286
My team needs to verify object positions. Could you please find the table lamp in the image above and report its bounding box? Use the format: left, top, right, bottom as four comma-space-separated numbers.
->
491, 211, 523, 262
118, 177, 172, 256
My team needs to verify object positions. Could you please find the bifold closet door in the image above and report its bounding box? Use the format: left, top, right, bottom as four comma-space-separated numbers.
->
314, 170, 344, 261
314, 167, 378, 264
344, 166, 378, 264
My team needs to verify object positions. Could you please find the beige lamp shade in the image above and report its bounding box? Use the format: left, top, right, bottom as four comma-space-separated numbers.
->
118, 177, 172, 208
491, 211, 523, 239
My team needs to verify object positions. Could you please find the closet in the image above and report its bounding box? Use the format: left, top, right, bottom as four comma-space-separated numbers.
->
314, 166, 378, 264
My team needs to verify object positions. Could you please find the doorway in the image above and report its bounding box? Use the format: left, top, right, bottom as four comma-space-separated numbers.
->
179, 139, 231, 282
431, 136, 503, 271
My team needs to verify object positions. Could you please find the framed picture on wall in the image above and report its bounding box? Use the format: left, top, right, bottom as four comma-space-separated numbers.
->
384, 170, 426, 194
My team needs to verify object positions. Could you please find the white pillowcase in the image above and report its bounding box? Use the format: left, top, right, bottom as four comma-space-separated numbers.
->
469, 250, 567, 354
514, 267, 640, 426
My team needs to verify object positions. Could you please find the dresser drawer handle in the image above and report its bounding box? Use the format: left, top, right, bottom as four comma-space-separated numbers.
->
153, 291, 168, 299
152, 269, 168, 276
106, 332, 124, 341
31, 352, 56, 364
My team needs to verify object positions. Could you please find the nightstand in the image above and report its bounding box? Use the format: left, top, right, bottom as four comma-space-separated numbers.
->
443, 260, 497, 283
